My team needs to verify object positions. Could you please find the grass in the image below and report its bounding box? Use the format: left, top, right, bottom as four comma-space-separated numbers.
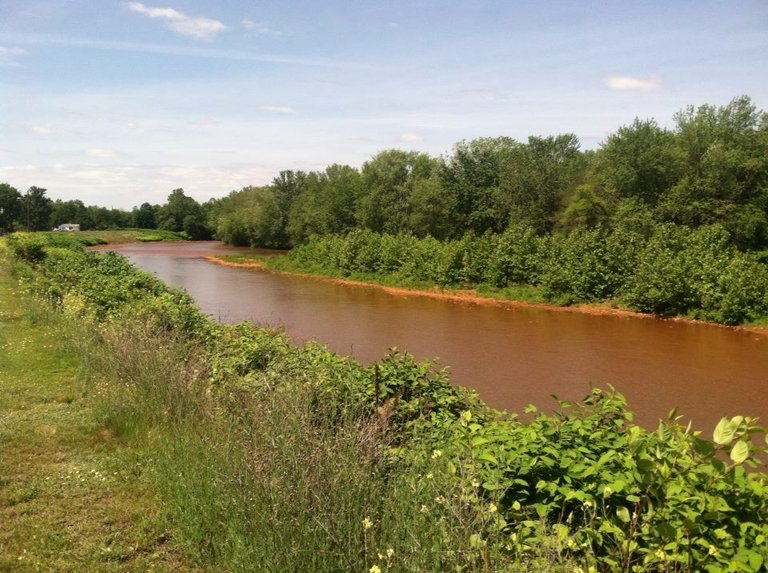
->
38, 228, 186, 246
0, 259, 193, 572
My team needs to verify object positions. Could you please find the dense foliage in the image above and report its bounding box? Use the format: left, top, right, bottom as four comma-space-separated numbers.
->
267, 223, 768, 325
5, 232, 768, 571
201, 96, 768, 252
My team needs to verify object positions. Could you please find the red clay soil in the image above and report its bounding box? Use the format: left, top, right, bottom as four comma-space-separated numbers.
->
204, 255, 768, 335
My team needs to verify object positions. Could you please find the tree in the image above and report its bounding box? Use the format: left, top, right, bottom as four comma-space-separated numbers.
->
596, 118, 683, 206
213, 186, 283, 247
133, 202, 158, 229
357, 150, 437, 234
441, 137, 518, 235
287, 165, 363, 244
158, 188, 209, 238
498, 134, 584, 233
558, 184, 610, 232
50, 199, 91, 229
407, 175, 455, 239
20, 186, 53, 231
658, 96, 768, 248
0, 183, 21, 234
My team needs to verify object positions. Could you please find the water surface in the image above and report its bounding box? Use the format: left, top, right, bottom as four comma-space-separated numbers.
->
108, 241, 768, 431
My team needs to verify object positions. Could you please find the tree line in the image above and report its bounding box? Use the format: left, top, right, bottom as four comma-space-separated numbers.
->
2, 96, 766, 252
0, 186, 213, 240
209, 95, 768, 252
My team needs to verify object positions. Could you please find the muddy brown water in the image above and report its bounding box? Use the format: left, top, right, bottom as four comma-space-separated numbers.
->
104, 241, 768, 431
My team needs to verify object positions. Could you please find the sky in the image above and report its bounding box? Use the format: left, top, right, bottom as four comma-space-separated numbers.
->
1, 1, 766, 210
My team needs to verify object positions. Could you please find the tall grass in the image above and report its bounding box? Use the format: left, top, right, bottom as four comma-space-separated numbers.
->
80, 314, 520, 571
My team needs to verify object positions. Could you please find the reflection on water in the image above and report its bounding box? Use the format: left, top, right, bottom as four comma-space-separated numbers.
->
108, 241, 768, 431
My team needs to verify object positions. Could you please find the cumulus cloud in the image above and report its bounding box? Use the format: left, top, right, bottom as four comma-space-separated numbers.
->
400, 132, 421, 142
258, 105, 296, 114
0, 46, 28, 67
605, 75, 664, 92
127, 2, 227, 40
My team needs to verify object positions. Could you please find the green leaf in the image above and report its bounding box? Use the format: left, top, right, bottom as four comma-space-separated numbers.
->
616, 506, 631, 523
730, 440, 749, 464
713, 417, 735, 445
554, 523, 569, 540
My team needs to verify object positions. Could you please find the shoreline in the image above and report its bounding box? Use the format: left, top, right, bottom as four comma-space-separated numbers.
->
204, 255, 768, 336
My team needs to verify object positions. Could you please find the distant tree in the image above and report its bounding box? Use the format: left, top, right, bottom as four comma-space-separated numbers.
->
158, 188, 210, 238
213, 186, 283, 247
0, 183, 21, 234
558, 184, 611, 232
499, 134, 584, 233
595, 118, 684, 206
287, 165, 363, 244
357, 150, 437, 234
84, 205, 131, 230
20, 186, 53, 231
407, 175, 455, 239
658, 96, 768, 248
133, 202, 158, 229
272, 170, 307, 238
50, 199, 91, 229
441, 137, 518, 235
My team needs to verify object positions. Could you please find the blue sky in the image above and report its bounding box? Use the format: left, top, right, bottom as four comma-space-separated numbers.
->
1, 1, 766, 209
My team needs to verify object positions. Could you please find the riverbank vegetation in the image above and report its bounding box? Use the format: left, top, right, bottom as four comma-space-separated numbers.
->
261, 222, 768, 326
4, 231, 768, 571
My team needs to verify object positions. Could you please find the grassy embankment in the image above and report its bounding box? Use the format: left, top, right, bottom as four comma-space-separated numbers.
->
37, 228, 185, 247
0, 242, 192, 571
3, 232, 768, 572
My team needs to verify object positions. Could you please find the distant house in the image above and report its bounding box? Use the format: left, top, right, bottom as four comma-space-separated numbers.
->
53, 223, 80, 232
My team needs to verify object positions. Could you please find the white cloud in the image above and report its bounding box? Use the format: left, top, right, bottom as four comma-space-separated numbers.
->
242, 19, 279, 35
0, 46, 28, 67
31, 126, 51, 134
127, 2, 227, 41
258, 105, 296, 114
605, 75, 664, 92
4, 33, 364, 68
400, 132, 421, 142
86, 147, 117, 158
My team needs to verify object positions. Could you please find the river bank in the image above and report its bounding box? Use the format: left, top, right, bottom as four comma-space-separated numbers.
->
206, 254, 768, 336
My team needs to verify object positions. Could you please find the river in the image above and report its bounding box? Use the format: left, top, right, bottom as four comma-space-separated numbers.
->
105, 241, 768, 431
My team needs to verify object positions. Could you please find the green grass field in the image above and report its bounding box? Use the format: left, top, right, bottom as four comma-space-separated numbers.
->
0, 256, 193, 572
